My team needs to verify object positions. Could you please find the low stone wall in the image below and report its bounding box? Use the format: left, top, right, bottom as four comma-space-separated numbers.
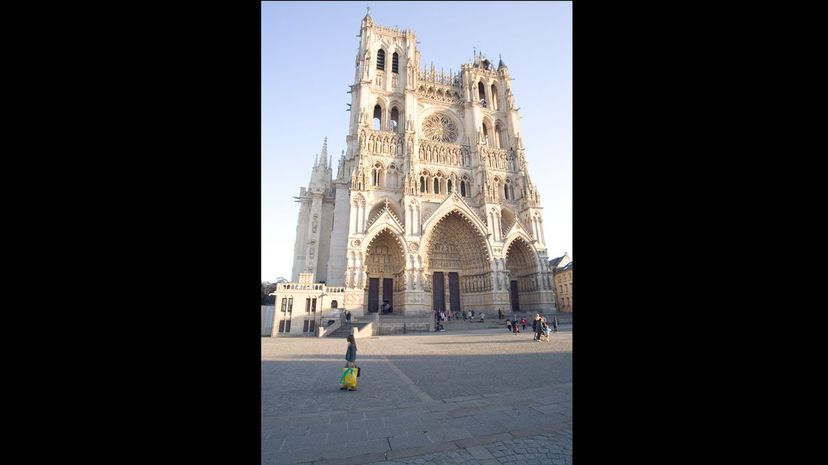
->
376, 321, 433, 335
352, 322, 374, 338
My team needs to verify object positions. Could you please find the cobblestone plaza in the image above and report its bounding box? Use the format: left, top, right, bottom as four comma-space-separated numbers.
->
262, 325, 572, 465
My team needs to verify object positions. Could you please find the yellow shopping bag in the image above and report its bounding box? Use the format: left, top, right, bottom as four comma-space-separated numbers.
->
339, 367, 357, 389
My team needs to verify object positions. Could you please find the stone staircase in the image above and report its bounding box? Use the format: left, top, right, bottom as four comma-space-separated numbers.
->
327, 321, 371, 338
440, 311, 572, 331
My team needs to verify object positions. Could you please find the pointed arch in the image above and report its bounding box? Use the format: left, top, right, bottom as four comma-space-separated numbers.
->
421, 196, 492, 262
502, 230, 538, 263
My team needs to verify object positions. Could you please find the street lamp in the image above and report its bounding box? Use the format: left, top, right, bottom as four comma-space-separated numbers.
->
315, 292, 327, 336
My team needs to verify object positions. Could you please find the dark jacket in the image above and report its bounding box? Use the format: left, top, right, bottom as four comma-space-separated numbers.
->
345, 343, 357, 363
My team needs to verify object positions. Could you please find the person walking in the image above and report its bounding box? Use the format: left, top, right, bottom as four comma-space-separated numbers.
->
521, 317, 527, 332
480, 312, 485, 324
535, 315, 546, 342
340, 335, 358, 391
506, 320, 512, 332
551, 314, 559, 333
498, 308, 503, 320
512, 316, 518, 335
345, 310, 352, 326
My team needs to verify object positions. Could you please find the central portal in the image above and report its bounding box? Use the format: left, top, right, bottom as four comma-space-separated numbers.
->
425, 211, 491, 316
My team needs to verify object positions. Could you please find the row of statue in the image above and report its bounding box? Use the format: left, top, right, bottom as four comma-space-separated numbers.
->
418, 141, 471, 166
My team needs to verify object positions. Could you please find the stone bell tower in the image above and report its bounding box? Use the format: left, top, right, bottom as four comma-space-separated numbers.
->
291, 137, 335, 283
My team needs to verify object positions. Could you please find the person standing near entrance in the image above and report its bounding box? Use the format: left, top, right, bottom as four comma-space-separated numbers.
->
498, 308, 502, 320
345, 310, 352, 325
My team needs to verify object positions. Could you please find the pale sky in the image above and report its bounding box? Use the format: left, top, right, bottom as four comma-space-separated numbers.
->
262, 1, 571, 282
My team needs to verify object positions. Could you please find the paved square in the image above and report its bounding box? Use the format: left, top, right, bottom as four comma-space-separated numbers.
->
262, 326, 571, 465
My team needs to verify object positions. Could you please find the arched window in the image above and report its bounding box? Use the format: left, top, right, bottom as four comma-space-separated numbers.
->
482, 123, 489, 146
460, 180, 466, 197
504, 184, 509, 200
331, 300, 338, 309
433, 178, 440, 194
372, 168, 379, 186
447, 179, 453, 194
420, 176, 426, 193
495, 124, 504, 149
373, 104, 382, 131
392, 52, 399, 73
377, 49, 385, 70
491, 84, 498, 110
478, 82, 486, 107
390, 107, 399, 132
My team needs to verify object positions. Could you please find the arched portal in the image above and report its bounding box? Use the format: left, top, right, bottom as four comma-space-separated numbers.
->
504, 237, 539, 313
425, 211, 491, 317
364, 229, 405, 314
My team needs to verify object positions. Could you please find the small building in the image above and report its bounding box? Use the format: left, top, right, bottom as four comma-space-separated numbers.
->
271, 273, 346, 337
550, 254, 573, 312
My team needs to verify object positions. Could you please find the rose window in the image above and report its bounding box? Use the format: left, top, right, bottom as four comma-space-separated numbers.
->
422, 113, 458, 143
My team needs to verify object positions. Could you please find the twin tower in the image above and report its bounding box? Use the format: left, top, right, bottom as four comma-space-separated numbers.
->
289, 11, 556, 320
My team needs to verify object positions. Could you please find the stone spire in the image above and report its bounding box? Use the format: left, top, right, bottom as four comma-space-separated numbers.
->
320, 137, 329, 168
362, 6, 373, 27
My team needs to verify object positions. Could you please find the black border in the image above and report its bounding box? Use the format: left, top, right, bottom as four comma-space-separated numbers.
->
27, 0, 800, 462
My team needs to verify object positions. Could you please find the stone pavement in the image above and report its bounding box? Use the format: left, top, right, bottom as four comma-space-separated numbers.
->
262, 325, 571, 465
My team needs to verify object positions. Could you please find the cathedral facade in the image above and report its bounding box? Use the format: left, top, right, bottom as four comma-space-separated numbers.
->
280, 12, 556, 331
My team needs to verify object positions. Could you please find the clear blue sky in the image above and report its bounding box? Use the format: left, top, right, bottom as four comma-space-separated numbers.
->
262, 1, 571, 282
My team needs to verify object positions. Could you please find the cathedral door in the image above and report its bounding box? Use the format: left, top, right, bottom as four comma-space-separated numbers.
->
382, 278, 393, 312
432, 272, 445, 313
448, 272, 461, 313
368, 278, 380, 313
510, 280, 520, 313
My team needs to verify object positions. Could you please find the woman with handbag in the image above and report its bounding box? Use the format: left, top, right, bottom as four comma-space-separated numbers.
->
340, 335, 358, 391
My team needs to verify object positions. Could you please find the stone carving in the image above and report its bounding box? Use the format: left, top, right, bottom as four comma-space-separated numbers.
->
421, 113, 458, 143
408, 242, 419, 252
352, 239, 361, 247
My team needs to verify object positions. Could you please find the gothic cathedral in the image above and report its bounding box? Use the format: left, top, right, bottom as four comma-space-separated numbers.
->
284, 12, 556, 331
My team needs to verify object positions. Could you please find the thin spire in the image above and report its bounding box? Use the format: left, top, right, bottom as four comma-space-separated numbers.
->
320, 137, 329, 168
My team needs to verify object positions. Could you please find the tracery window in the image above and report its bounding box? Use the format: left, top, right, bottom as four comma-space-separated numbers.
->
392, 52, 399, 73
421, 113, 458, 143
